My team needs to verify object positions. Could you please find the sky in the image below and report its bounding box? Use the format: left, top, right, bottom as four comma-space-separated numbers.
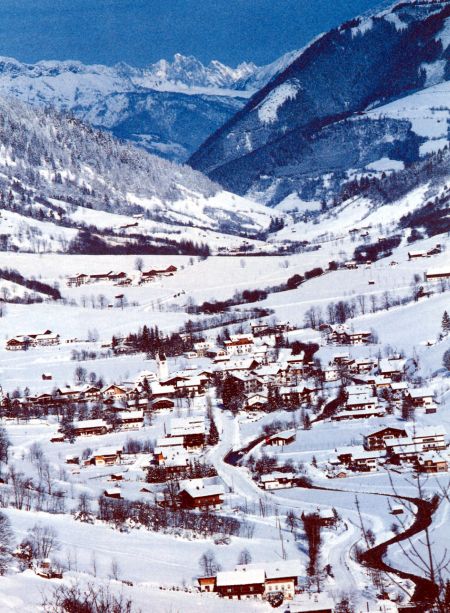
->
0, 0, 386, 67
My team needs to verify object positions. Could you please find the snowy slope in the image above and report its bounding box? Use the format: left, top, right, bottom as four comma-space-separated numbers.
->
190, 0, 450, 205
0, 95, 277, 252
0, 52, 296, 163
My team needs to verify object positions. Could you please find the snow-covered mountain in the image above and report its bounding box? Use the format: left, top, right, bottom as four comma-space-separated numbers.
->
0, 53, 296, 163
0, 95, 276, 254
190, 0, 450, 207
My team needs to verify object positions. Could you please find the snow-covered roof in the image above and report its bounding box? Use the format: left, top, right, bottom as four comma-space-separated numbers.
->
260, 471, 295, 482
93, 445, 122, 457
346, 395, 377, 407
156, 436, 184, 447
216, 568, 265, 587
407, 387, 434, 398
346, 384, 373, 396
236, 559, 303, 579
73, 419, 108, 429
117, 410, 144, 420
180, 478, 224, 499
270, 430, 296, 441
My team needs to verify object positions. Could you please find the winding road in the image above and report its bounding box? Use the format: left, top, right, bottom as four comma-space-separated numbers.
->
209, 408, 441, 611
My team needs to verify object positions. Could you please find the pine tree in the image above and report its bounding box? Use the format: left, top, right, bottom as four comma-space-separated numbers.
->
442, 311, 450, 335
207, 419, 219, 446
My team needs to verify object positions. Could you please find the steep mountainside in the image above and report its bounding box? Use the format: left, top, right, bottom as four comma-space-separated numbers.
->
0, 96, 275, 254
190, 0, 450, 206
0, 53, 296, 163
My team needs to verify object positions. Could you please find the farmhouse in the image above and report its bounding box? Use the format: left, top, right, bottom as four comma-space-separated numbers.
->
260, 471, 296, 490
201, 559, 302, 601
266, 430, 296, 447
168, 416, 206, 450
363, 427, 408, 451
67, 273, 89, 286
426, 267, 450, 281
224, 335, 255, 356
116, 410, 144, 430
72, 419, 112, 437
90, 446, 122, 467
6, 330, 60, 350
416, 452, 448, 473
178, 478, 224, 509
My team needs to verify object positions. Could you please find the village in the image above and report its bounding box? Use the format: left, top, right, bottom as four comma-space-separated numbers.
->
0, 182, 449, 612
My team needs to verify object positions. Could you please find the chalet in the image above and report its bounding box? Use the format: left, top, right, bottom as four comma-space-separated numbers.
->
315, 508, 337, 528
260, 471, 296, 490
41, 373, 52, 381
405, 388, 436, 409
162, 451, 190, 474
103, 488, 122, 499
346, 384, 374, 397
6, 330, 60, 350
90, 446, 122, 467
251, 321, 290, 337
72, 419, 112, 437
266, 430, 296, 447
363, 427, 408, 451
426, 267, 450, 281
101, 384, 130, 401
351, 450, 383, 472
178, 478, 224, 509
351, 357, 376, 374
254, 363, 291, 386
344, 260, 358, 269
243, 393, 269, 412
140, 265, 177, 282
150, 397, 175, 411
169, 416, 206, 450
408, 250, 428, 260
416, 452, 448, 474
89, 271, 113, 282
150, 382, 176, 399
215, 568, 265, 599
386, 426, 447, 463
193, 340, 214, 356
238, 560, 302, 601
175, 376, 206, 397
345, 395, 378, 412
228, 372, 262, 394
325, 324, 372, 345
215, 357, 260, 378
332, 406, 385, 421
336, 447, 384, 471
204, 559, 302, 601
67, 273, 89, 287
224, 335, 255, 356
116, 410, 144, 430
279, 384, 316, 405
378, 358, 406, 380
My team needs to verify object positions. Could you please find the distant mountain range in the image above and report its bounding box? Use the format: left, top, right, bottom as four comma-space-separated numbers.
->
0, 52, 298, 162
190, 0, 450, 207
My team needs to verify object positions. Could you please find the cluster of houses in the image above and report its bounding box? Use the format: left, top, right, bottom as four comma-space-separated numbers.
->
407, 243, 442, 260
328, 425, 448, 476
320, 324, 373, 346
6, 330, 60, 351
66, 265, 177, 288
153, 416, 206, 474
324, 353, 438, 421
